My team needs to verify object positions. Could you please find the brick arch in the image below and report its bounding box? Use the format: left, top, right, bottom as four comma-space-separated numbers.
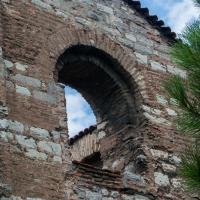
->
36, 25, 150, 136
37, 25, 148, 103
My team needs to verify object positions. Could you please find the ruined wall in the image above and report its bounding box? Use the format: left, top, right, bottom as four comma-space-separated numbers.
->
0, 0, 193, 199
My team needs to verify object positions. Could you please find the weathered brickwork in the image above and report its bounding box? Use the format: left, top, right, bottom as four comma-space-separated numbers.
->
0, 0, 194, 199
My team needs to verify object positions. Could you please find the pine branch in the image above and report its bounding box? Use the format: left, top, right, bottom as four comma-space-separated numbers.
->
177, 111, 200, 137
163, 76, 194, 112
179, 145, 200, 194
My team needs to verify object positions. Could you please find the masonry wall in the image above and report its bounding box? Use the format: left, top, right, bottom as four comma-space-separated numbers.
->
0, 0, 194, 199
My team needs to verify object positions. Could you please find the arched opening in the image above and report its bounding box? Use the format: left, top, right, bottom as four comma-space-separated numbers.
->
56, 45, 140, 137
82, 152, 103, 168
65, 86, 96, 138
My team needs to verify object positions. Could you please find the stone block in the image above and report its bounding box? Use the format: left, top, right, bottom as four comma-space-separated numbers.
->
1, 0, 10, 3
154, 172, 170, 187
43, 0, 61, 7
31, 0, 52, 10
150, 149, 168, 160
1, 196, 23, 200
55, 10, 69, 20
38, 141, 62, 156
8, 120, 24, 133
125, 33, 136, 42
162, 163, 176, 174
38, 141, 52, 153
25, 149, 47, 161
74, 187, 86, 199
97, 3, 113, 15
166, 108, 177, 116
0, 119, 24, 132
169, 155, 181, 165
85, 191, 102, 200
15, 62, 28, 71
16, 85, 31, 97
13, 74, 41, 88
144, 112, 171, 126
135, 52, 148, 65
150, 61, 166, 72
98, 131, 106, 139
111, 191, 119, 198
121, 194, 134, 200
97, 121, 107, 130
0, 182, 12, 198
0, 119, 8, 129
4, 59, 14, 68
52, 156, 62, 163
136, 34, 153, 46
134, 195, 150, 200
171, 178, 181, 188
30, 127, 49, 138
16, 135, 37, 149
142, 105, 161, 116
0, 106, 8, 116
51, 130, 60, 141
135, 43, 153, 55
156, 94, 168, 105
117, 37, 135, 48
6, 81, 15, 90
123, 165, 146, 186
0, 131, 13, 142
101, 188, 109, 196
112, 158, 125, 171
123, 171, 144, 184
33, 91, 57, 105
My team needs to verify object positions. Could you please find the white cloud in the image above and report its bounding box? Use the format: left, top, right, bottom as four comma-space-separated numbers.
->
142, 0, 199, 33
165, 0, 199, 33
65, 87, 96, 137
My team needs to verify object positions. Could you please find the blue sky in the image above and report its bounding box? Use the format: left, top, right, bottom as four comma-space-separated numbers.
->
65, 87, 96, 137
140, 0, 199, 33
66, 0, 199, 137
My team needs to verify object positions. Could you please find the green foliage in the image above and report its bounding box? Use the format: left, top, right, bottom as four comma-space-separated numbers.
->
178, 145, 200, 193
163, 76, 200, 137
164, 1, 200, 194
171, 20, 200, 73
165, 20, 200, 137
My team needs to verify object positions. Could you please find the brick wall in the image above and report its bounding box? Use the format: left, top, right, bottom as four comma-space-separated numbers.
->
0, 0, 193, 199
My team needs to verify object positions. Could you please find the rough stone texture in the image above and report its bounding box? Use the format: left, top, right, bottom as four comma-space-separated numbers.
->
154, 172, 170, 187
0, 131, 13, 142
38, 141, 62, 156
30, 127, 49, 139
25, 149, 47, 161
13, 74, 41, 88
15, 62, 28, 71
16, 135, 37, 149
0, 0, 192, 199
16, 85, 31, 97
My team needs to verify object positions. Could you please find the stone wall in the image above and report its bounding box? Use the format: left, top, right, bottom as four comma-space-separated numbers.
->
0, 0, 193, 199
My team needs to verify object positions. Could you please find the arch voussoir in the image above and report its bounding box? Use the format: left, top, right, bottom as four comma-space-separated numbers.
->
38, 25, 148, 105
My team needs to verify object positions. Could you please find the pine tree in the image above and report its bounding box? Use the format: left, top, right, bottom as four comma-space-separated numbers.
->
164, 0, 200, 194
